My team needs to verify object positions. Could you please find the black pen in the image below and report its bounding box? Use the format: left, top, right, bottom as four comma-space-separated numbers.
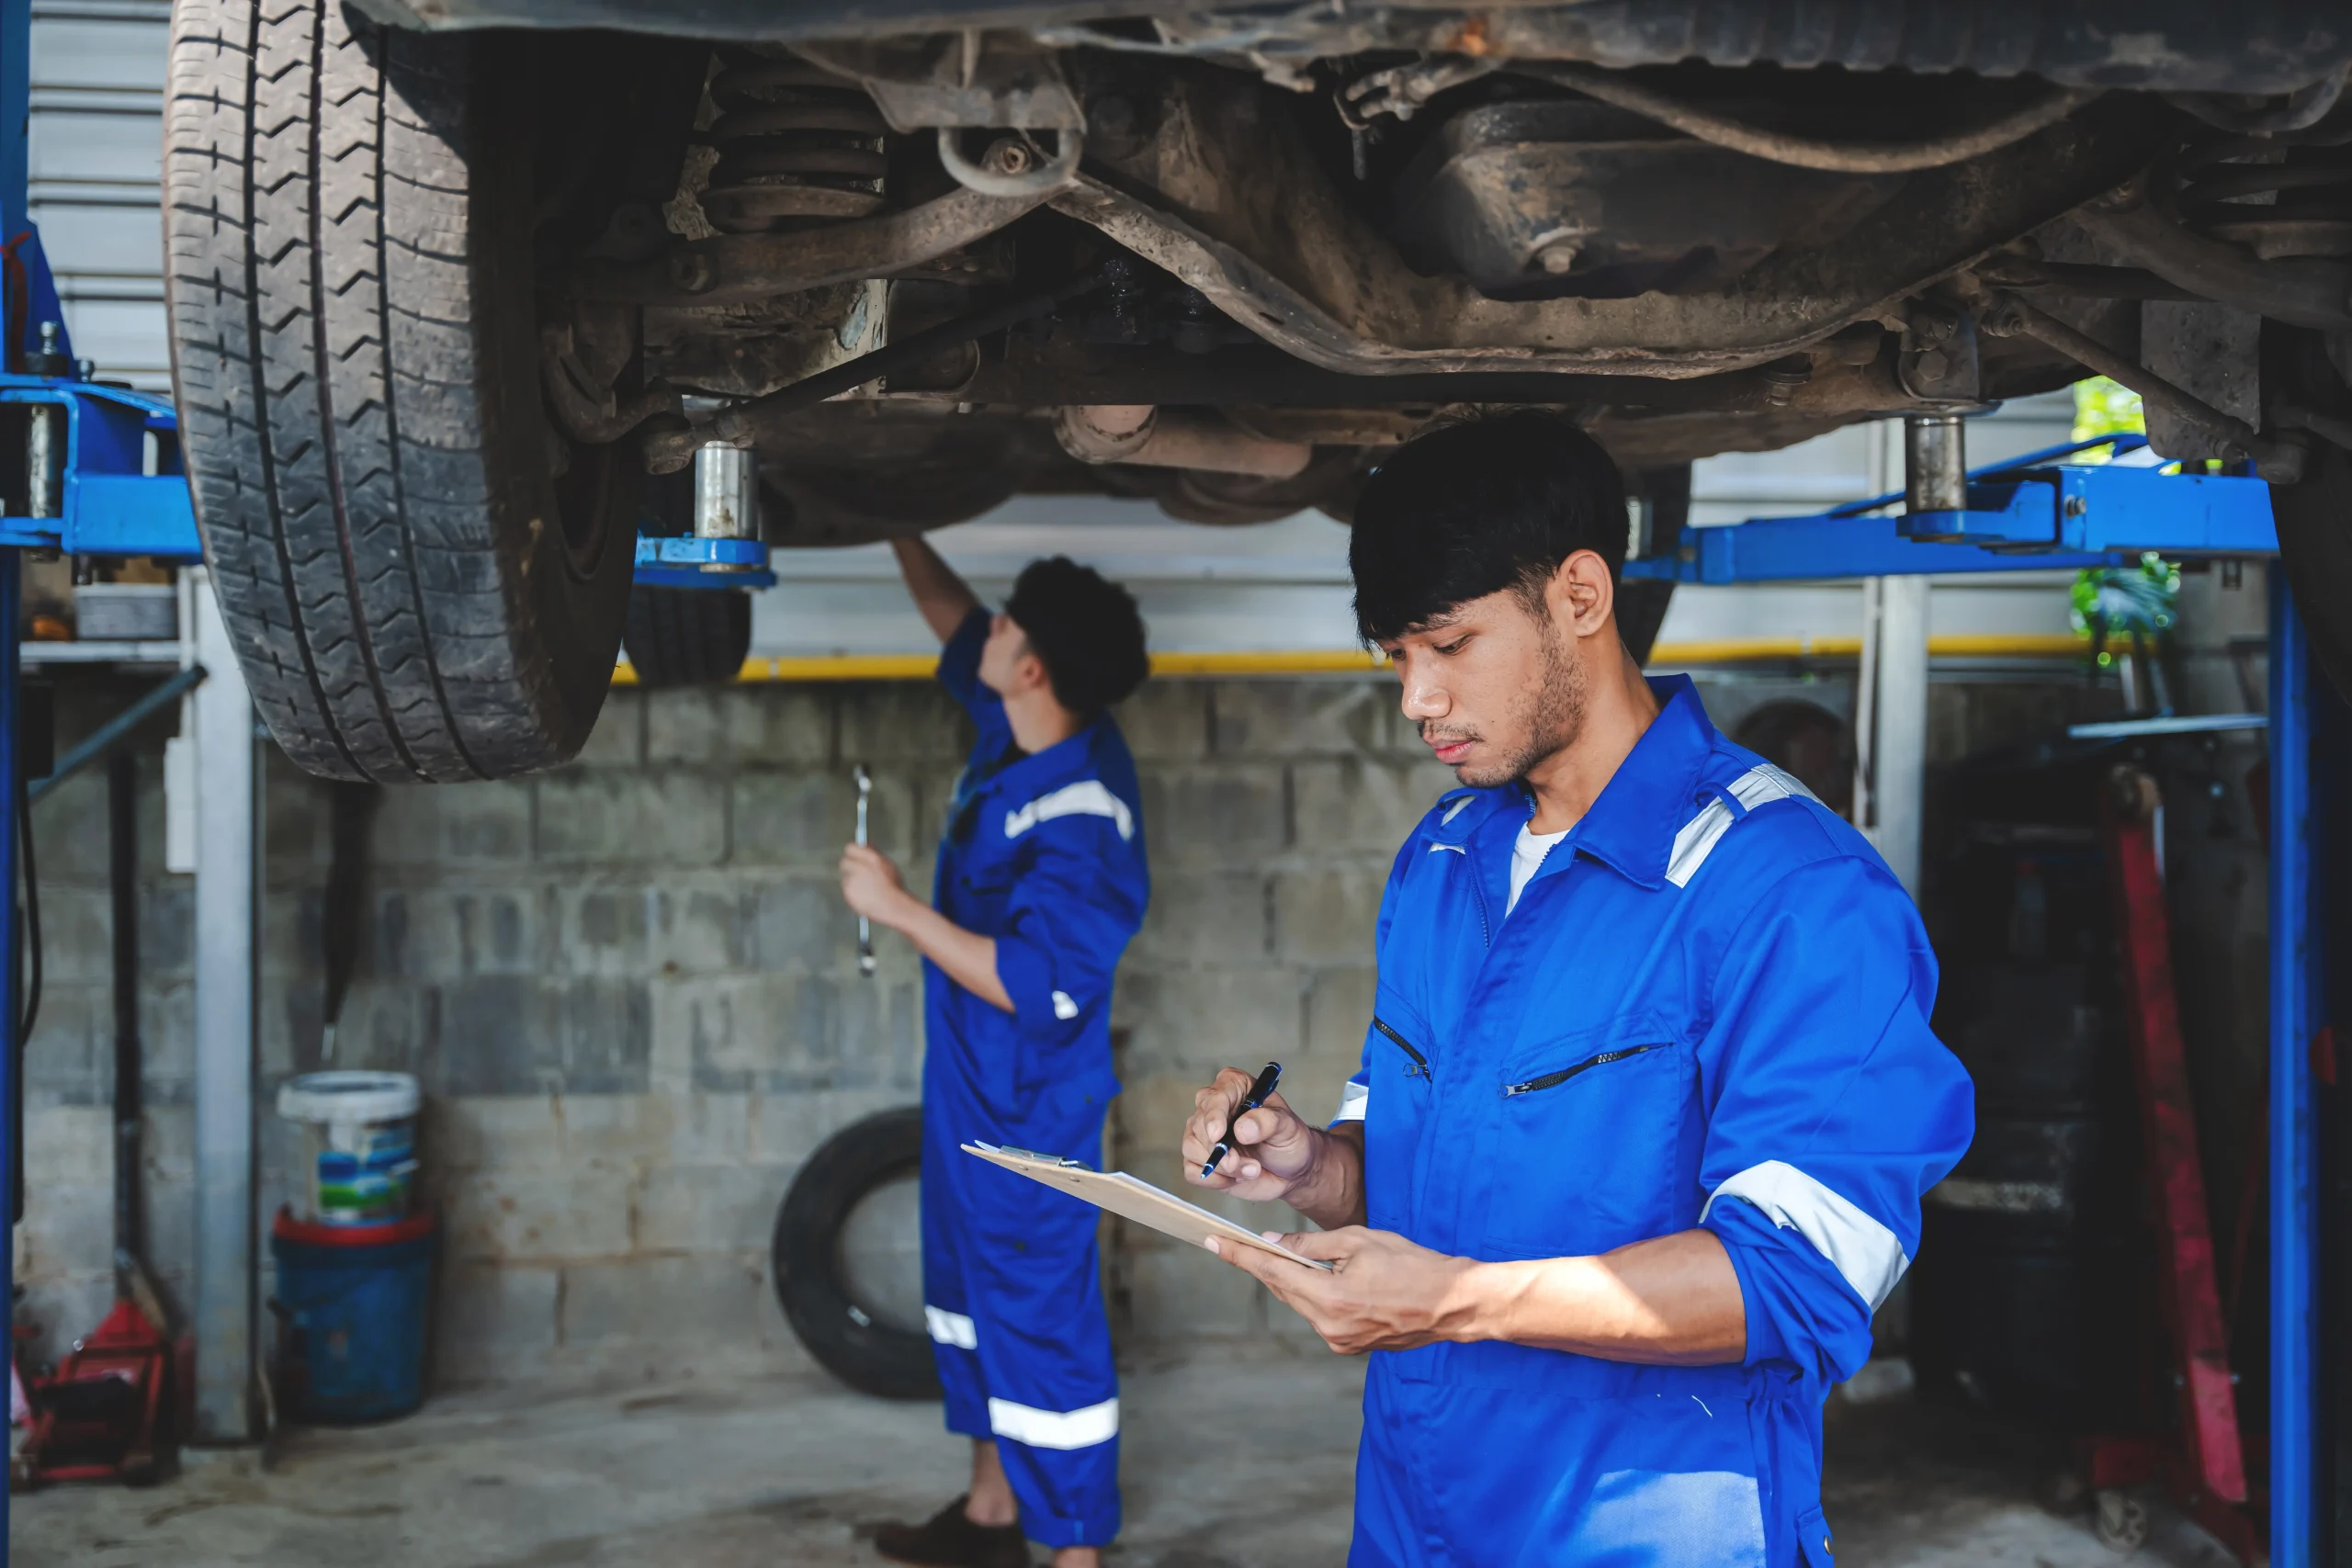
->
1202, 1061, 1282, 1179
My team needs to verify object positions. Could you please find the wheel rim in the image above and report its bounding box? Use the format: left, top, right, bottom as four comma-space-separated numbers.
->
834, 1168, 924, 1337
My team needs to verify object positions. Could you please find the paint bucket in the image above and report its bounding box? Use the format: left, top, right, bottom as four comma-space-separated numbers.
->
276, 1071, 421, 1224
270, 1207, 435, 1423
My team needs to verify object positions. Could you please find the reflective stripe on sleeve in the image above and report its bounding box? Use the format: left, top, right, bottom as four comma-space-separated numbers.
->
1333, 1077, 1370, 1122
1003, 780, 1134, 841
1702, 1159, 1910, 1310
988, 1395, 1120, 1450
1665, 763, 1817, 887
925, 1306, 978, 1349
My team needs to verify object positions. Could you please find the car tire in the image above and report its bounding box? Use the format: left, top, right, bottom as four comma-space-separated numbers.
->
164, 0, 639, 781
773, 1107, 940, 1401
623, 587, 753, 690
1620, 464, 1691, 666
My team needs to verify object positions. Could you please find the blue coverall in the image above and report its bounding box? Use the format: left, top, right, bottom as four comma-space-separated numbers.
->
919, 609, 1149, 1550
1333, 676, 1973, 1567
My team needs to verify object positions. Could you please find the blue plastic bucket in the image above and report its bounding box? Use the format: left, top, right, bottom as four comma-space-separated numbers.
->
270, 1206, 435, 1424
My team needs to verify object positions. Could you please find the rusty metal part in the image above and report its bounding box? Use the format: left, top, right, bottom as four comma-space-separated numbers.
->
938, 126, 1083, 197
1502, 62, 2097, 174
2070, 192, 2352, 332
1226, 407, 1428, 445
540, 307, 684, 444
1985, 290, 2308, 480
1046, 73, 2167, 377
643, 272, 1106, 471
796, 33, 1083, 133
1972, 255, 2209, 301
567, 185, 1049, 307
1386, 97, 1905, 296
698, 54, 890, 232
1054, 404, 1314, 477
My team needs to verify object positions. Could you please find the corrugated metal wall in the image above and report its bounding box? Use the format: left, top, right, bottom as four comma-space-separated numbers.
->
28, 0, 170, 388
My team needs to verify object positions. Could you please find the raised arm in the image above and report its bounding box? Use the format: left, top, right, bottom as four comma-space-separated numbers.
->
891, 536, 982, 644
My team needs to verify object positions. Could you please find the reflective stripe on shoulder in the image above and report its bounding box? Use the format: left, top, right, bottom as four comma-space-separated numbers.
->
1441, 794, 1476, 825
1333, 1077, 1370, 1122
1003, 779, 1135, 841
1665, 762, 1818, 888
989, 1395, 1119, 1450
1701, 1159, 1910, 1310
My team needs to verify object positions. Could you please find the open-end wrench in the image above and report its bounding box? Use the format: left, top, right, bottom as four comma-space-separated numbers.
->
854, 763, 876, 976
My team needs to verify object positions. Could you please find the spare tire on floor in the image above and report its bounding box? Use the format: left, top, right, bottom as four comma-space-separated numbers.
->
623, 587, 752, 690
774, 1107, 938, 1400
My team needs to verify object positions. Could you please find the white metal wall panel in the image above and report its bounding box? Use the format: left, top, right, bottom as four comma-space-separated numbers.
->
28, 0, 172, 388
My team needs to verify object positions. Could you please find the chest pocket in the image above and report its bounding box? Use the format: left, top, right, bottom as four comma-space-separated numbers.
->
1480, 1021, 1690, 1258
1362, 1001, 1436, 1235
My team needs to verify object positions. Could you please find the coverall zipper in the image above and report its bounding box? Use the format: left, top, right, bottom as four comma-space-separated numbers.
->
1502, 1043, 1661, 1097
1371, 1016, 1430, 1078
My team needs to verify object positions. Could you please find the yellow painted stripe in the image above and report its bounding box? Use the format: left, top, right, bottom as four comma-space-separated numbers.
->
616, 649, 1392, 684
1647, 633, 2087, 665
613, 633, 2087, 685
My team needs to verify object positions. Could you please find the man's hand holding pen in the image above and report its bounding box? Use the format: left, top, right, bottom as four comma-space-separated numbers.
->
1181, 1067, 1326, 1204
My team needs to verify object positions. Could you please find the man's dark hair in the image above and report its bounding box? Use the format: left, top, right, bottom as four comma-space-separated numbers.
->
1350, 412, 1628, 644
1004, 556, 1149, 716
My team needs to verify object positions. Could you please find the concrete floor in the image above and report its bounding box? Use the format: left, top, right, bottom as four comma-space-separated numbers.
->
13, 1348, 2238, 1568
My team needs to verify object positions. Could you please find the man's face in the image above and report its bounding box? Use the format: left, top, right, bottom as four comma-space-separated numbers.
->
978, 611, 1037, 697
1380, 584, 1588, 788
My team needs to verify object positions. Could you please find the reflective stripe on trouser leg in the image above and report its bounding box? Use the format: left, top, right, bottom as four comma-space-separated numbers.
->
921, 1134, 991, 1442
956, 1122, 1121, 1546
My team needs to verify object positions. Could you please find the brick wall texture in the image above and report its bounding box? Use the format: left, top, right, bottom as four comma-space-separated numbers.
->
14, 667, 2120, 1387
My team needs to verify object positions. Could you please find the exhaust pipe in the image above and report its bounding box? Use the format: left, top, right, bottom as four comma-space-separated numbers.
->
1055, 406, 1313, 479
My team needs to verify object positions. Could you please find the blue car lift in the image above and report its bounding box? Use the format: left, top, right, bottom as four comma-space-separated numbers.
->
1628, 432, 2333, 1565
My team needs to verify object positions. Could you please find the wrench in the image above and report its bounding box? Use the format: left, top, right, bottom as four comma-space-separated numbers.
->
854, 763, 876, 976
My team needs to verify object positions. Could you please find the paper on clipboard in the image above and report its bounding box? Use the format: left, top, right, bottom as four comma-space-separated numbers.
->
962, 1143, 1334, 1271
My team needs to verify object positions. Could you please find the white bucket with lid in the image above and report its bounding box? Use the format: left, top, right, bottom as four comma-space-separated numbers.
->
277, 1071, 421, 1225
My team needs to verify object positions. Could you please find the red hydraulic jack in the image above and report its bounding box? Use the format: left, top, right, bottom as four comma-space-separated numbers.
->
2079, 765, 2259, 1562
13, 1292, 174, 1488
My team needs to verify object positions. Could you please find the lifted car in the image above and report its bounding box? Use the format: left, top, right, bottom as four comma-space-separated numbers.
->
162, 0, 2352, 779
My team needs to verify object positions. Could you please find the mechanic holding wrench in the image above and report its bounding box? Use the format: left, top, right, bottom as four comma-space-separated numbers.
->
841, 536, 1150, 1568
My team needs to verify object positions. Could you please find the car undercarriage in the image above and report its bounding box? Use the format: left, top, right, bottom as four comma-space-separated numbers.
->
164, 0, 2352, 778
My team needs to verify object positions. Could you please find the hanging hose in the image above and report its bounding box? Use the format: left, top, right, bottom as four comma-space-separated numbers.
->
1500, 62, 2096, 174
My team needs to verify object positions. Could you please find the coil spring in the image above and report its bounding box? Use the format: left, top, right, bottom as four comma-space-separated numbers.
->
2173, 142, 2352, 261
700, 51, 889, 235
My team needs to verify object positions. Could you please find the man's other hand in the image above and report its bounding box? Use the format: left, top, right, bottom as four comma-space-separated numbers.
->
1182, 1070, 1324, 1201
1207, 1227, 1476, 1355
840, 842, 911, 925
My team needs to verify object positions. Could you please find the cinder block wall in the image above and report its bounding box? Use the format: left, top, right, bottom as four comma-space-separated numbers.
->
13, 665, 2135, 1386
15, 675, 1462, 1383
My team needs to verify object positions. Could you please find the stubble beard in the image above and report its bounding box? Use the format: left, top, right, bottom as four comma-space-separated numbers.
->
1440, 626, 1588, 789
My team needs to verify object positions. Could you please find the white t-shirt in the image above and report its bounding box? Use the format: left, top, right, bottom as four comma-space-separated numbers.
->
1508, 822, 1572, 914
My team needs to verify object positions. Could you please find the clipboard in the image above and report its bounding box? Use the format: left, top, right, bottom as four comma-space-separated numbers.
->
962, 1143, 1334, 1271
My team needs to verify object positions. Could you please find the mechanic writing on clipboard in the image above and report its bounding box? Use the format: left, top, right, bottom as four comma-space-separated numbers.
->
841, 537, 1149, 1568
1180, 413, 1974, 1568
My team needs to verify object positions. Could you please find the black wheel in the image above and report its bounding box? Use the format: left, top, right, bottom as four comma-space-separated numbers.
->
1619, 464, 1690, 666
623, 587, 753, 690
164, 4, 685, 780
773, 1107, 939, 1400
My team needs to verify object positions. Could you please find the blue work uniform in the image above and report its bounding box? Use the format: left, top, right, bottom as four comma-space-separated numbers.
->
919, 608, 1148, 1550
1333, 676, 1973, 1568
